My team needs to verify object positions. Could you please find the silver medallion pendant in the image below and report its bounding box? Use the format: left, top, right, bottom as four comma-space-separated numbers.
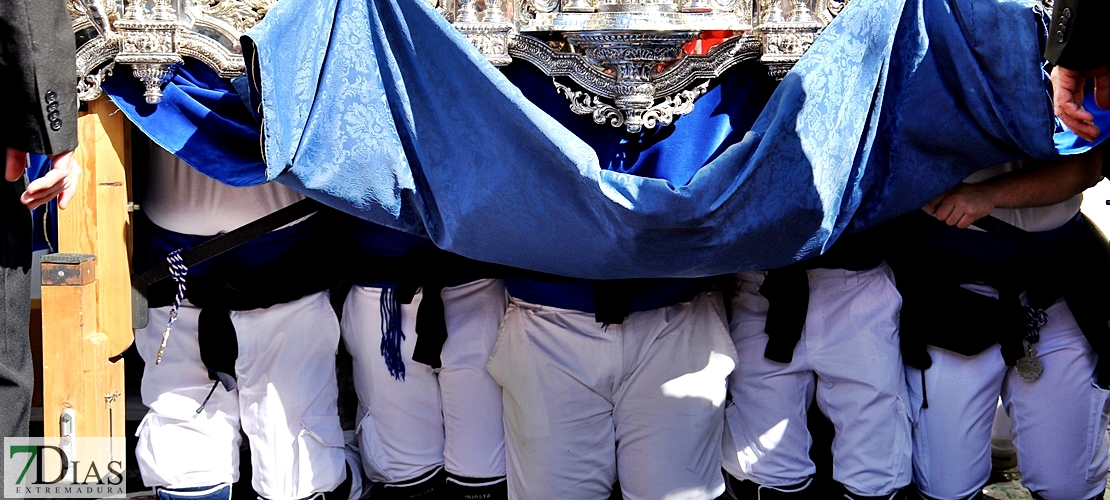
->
1016, 344, 1044, 382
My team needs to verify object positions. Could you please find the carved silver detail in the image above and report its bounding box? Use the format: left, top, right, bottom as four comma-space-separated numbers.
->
187, 0, 273, 35
565, 30, 694, 119
555, 80, 624, 126
554, 78, 709, 132
465, 0, 842, 129
510, 32, 760, 131
70, 0, 275, 103
753, 0, 822, 79
75, 0, 115, 37
458, 24, 515, 65
77, 63, 115, 101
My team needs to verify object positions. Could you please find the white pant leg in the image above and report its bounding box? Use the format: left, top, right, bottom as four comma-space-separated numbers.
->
134, 303, 242, 489
487, 299, 620, 500
234, 291, 346, 500
807, 266, 911, 496
1001, 299, 1109, 500
438, 279, 508, 479
906, 346, 1004, 500
908, 288, 1110, 500
341, 286, 445, 484
613, 292, 737, 500
722, 272, 820, 488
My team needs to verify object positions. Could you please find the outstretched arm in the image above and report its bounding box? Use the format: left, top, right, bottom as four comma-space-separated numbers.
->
923, 148, 1104, 228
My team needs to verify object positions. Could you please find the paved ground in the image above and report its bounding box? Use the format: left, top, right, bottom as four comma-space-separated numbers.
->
984, 469, 1035, 500
985, 484, 1036, 500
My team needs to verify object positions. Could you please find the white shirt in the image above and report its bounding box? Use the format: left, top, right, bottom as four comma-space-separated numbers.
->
143, 143, 304, 236
964, 160, 1081, 233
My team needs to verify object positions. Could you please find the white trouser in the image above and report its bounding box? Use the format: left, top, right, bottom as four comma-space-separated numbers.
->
722, 265, 911, 497
135, 292, 347, 500
906, 285, 1110, 500
341, 279, 507, 483
487, 291, 738, 500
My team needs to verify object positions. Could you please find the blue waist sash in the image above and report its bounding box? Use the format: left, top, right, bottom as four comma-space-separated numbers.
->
137, 215, 333, 310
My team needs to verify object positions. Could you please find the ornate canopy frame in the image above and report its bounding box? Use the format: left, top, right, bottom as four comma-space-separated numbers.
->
70, 0, 848, 131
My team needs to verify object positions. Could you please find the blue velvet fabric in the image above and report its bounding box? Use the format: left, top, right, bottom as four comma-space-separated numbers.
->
103, 0, 1110, 279
102, 62, 268, 187
500, 61, 779, 184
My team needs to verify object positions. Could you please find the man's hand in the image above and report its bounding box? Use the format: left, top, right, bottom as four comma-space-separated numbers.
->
5, 147, 81, 210
922, 183, 995, 229
1052, 64, 1110, 142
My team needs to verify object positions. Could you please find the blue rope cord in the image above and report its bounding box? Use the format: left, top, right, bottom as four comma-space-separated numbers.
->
380, 287, 406, 380
156, 249, 188, 365
1023, 305, 1048, 344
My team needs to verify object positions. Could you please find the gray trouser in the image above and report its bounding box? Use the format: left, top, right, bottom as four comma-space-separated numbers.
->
0, 177, 34, 499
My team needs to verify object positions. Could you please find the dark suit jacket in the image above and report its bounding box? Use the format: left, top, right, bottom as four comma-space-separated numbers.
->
1045, 0, 1110, 71
0, 0, 78, 155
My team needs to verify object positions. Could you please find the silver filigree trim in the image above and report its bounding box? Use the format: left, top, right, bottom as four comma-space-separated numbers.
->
554, 78, 710, 132
510, 34, 760, 99
77, 63, 115, 101
496, 0, 838, 128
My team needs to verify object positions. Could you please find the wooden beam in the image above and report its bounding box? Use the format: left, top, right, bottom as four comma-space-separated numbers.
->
66, 96, 133, 358
40, 255, 120, 442
40, 96, 129, 447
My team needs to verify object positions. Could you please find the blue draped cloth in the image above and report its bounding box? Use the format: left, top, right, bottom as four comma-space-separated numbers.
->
108, 0, 1109, 279
103, 63, 268, 187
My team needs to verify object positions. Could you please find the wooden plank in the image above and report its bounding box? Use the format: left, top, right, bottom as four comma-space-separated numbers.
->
80, 100, 132, 439
40, 275, 89, 438
40, 95, 130, 448
68, 97, 133, 358
40, 256, 124, 444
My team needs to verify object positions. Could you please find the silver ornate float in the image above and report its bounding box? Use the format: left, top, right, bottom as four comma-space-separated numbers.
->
70, 0, 847, 130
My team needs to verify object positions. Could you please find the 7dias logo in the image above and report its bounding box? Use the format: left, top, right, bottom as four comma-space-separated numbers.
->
4, 437, 126, 498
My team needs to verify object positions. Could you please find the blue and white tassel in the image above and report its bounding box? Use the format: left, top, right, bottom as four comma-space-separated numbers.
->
156, 249, 188, 365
